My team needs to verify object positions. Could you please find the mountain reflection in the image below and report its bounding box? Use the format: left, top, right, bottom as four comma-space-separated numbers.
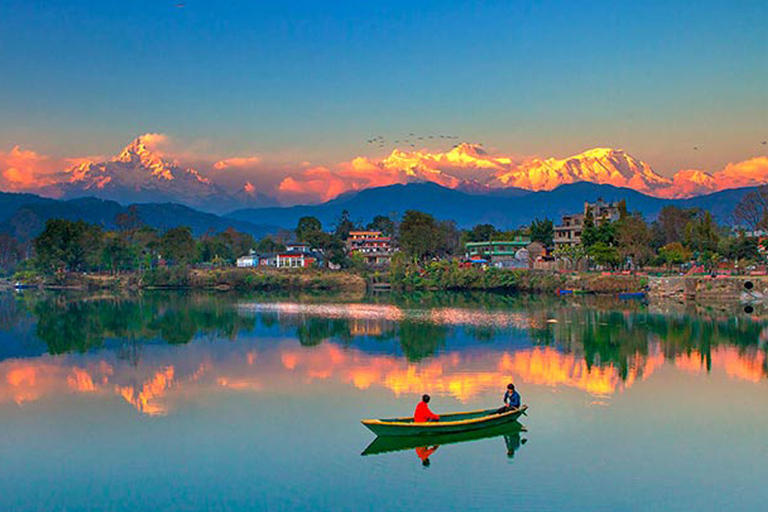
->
0, 292, 766, 415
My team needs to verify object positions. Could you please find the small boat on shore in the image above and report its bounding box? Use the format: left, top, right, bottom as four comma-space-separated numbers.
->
361, 405, 527, 437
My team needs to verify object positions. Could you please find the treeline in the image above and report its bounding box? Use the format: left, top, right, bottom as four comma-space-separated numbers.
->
555, 204, 759, 270
3, 196, 764, 278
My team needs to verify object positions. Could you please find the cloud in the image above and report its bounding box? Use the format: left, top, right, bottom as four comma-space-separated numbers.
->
213, 156, 262, 170
0, 146, 65, 192
1, 133, 767, 205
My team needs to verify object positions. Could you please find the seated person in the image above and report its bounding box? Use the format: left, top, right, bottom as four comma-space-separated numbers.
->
414, 394, 440, 422
498, 383, 521, 413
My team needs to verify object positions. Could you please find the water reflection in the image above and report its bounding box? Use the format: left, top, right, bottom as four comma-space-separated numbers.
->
0, 291, 766, 416
361, 422, 528, 466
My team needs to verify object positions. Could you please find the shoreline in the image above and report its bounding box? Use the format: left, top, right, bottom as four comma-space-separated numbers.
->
7, 268, 759, 306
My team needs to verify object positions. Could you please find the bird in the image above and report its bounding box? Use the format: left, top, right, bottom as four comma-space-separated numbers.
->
175, 3, 185, 7
693, 146, 699, 150
762, 141, 767, 145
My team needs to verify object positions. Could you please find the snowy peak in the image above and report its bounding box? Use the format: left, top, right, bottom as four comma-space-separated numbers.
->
491, 147, 671, 194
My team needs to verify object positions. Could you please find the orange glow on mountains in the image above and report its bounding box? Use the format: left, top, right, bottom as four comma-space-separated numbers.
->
2, 134, 766, 204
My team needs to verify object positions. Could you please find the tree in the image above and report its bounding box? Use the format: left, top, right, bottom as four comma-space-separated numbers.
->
588, 242, 621, 269
296, 216, 322, 241
466, 224, 499, 242
651, 206, 698, 248
334, 209, 358, 240
398, 210, 442, 261
256, 236, 286, 254
615, 214, 652, 267
114, 205, 144, 241
0, 234, 24, 274
685, 211, 719, 254
529, 218, 554, 247
554, 244, 588, 270
160, 227, 195, 265
437, 220, 461, 257
101, 232, 137, 273
305, 231, 346, 267
718, 236, 760, 263
367, 215, 395, 237
733, 185, 768, 231
33, 219, 103, 273
659, 242, 691, 268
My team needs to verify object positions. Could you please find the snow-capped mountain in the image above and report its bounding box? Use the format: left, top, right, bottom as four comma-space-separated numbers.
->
59, 135, 274, 212
489, 147, 672, 194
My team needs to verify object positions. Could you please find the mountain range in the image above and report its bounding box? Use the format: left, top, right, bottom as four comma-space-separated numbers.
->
0, 191, 278, 242
46, 135, 277, 213
229, 181, 749, 230
14, 135, 765, 211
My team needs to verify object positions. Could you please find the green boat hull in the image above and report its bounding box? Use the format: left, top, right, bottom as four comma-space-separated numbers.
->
362, 406, 527, 437
362, 421, 526, 456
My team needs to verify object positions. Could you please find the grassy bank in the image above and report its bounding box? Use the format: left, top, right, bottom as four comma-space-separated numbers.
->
16, 267, 368, 292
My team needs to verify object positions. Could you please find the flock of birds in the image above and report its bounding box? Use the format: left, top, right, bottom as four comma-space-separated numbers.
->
366, 134, 463, 149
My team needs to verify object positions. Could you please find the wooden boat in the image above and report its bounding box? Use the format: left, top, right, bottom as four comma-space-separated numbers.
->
362, 421, 526, 456
361, 405, 527, 437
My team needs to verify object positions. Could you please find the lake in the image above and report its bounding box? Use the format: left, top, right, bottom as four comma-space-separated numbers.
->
0, 291, 766, 511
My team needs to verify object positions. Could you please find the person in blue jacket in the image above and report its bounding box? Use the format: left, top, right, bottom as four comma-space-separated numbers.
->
498, 383, 520, 413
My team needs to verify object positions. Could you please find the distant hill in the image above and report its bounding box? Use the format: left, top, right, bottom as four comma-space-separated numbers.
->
0, 192, 279, 241
226, 181, 750, 229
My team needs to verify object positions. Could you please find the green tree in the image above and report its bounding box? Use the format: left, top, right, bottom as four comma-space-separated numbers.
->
466, 224, 499, 242
367, 215, 395, 237
651, 206, 698, 248
615, 214, 652, 267
160, 227, 195, 265
296, 216, 322, 241
334, 209, 358, 240
33, 219, 103, 273
529, 218, 554, 247
306, 231, 347, 267
685, 211, 719, 254
659, 242, 691, 268
101, 232, 137, 272
256, 236, 286, 253
398, 210, 442, 261
0, 234, 24, 275
588, 242, 621, 269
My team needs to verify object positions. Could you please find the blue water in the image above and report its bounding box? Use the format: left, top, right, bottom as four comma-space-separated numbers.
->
0, 292, 766, 511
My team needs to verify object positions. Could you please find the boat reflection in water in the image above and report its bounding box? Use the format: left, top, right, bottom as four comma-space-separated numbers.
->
362, 422, 527, 466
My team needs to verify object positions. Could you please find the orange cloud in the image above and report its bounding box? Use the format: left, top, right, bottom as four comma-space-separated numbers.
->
2, 134, 767, 204
213, 156, 262, 170
0, 146, 64, 192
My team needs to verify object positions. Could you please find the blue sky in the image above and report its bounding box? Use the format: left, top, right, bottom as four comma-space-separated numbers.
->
0, 0, 765, 173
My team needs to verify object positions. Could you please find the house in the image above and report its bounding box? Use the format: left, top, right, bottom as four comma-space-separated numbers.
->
236, 249, 317, 268
236, 251, 259, 267
554, 199, 622, 249
346, 230, 393, 266
465, 235, 531, 264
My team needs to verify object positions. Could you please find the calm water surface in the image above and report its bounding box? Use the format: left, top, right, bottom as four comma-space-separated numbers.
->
0, 291, 766, 511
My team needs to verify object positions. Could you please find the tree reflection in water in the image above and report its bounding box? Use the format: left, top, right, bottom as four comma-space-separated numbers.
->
3, 291, 767, 384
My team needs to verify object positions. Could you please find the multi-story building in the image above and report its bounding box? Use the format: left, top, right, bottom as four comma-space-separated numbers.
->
465, 235, 532, 266
554, 198, 622, 249
346, 230, 393, 266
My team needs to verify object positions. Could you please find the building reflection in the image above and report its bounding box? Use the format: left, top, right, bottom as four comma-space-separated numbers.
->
0, 292, 766, 416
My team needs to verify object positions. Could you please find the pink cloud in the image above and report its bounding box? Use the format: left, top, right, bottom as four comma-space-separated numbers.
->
0, 146, 65, 192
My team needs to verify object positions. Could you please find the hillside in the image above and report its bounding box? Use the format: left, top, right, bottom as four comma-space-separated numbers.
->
0, 192, 279, 241
226, 181, 750, 229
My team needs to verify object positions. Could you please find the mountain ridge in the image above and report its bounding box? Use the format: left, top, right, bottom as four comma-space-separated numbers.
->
227, 181, 750, 230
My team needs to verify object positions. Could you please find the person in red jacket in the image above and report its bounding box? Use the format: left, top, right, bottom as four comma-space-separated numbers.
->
414, 394, 440, 423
